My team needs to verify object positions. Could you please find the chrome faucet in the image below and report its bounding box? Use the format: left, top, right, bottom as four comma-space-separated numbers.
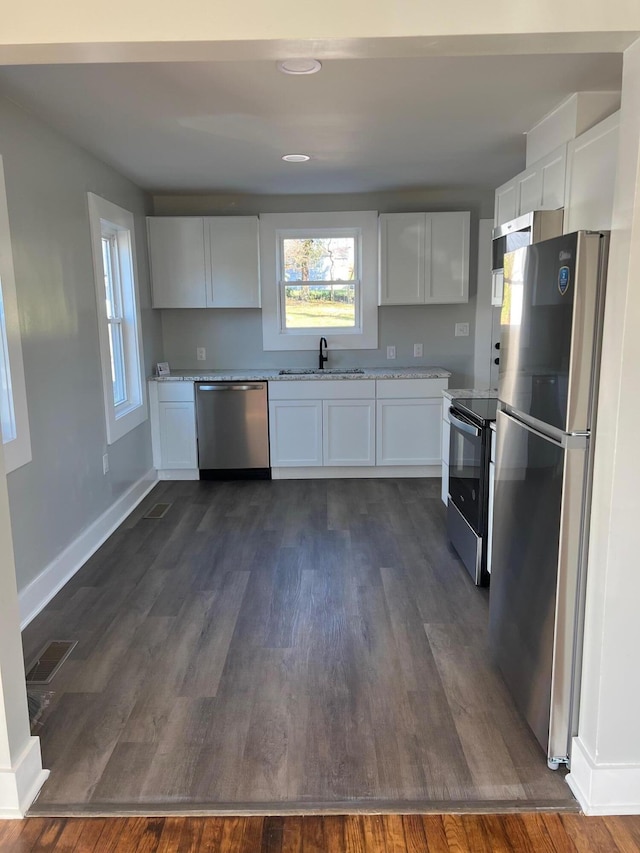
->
319, 337, 328, 370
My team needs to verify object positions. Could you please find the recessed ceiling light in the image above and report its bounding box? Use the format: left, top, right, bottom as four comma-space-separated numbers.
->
282, 154, 311, 163
277, 59, 322, 76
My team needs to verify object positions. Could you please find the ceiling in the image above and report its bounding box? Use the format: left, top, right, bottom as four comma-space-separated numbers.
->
0, 53, 623, 195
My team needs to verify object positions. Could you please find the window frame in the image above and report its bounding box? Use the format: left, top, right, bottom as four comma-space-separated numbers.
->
0, 154, 31, 473
260, 211, 379, 351
88, 192, 147, 445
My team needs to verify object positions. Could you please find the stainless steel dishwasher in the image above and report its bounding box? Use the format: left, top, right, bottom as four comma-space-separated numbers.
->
195, 381, 270, 478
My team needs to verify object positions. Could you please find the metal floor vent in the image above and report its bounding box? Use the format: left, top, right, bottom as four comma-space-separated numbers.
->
143, 502, 172, 519
26, 641, 77, 685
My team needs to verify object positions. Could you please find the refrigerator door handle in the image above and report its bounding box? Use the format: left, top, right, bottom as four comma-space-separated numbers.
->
501, 408, 587, 451
449, 409, 481, 438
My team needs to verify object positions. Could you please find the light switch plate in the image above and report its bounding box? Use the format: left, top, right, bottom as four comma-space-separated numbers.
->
102, 453, 109, 475
413, 343, 423, 357
197, 347, 206, 361
455, 322, 470, 337
387, 345, 396, 359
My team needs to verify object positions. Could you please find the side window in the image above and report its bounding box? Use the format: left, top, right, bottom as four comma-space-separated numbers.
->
88, 193, 147, 444
0, 155, 31, 473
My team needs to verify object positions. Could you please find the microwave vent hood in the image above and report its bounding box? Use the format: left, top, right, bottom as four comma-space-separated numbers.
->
492, 209, 564, 273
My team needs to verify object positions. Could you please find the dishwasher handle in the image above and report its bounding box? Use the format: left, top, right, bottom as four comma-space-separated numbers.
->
197, 384, 265, 392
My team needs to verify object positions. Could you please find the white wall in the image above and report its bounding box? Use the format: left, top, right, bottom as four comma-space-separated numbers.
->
0, 93, 163, 595
154, 189, 493, 387
567, 36, 640, 814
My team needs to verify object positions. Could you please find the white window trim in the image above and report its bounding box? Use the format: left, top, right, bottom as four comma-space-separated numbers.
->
0, 155, 31, 473
88, 192, 147, 445
260, 211, 379, 351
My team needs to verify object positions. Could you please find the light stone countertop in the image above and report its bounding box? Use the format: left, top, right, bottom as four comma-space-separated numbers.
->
151, 367, 452, 382
443, 387, 498, 400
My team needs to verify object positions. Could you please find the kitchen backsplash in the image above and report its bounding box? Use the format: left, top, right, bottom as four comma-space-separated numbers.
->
159, 303, 476, 387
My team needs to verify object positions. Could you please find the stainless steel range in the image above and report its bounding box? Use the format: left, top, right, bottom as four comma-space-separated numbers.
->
447, 397, 497, 586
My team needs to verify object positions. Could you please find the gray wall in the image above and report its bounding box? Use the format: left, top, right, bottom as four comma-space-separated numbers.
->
153, 189, 494, 387
0, 94, 163, 593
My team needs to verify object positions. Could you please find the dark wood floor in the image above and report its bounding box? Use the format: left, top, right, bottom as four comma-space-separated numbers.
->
4, 814, 640, 852
23, 479, 576, 813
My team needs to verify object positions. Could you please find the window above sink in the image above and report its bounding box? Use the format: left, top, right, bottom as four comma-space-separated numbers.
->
260, 211, 379, 352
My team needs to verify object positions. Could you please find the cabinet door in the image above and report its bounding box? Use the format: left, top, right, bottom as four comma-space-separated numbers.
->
379, 213, 426, 305
491, 271, 504, 308
323, 399, 375, 466
206, 216, 260, 308
441, 462, 449, 506
158, 401, 198, 468
147, 217, 207, 308
494, 180, 517, 226
376, 398, 441, 466
516, 168, 542, 216
426, 212, 470, 303
268, 400, 322, 466
564, 112, 620, 234
539, 145, 567, 210
487, 443, 496, 574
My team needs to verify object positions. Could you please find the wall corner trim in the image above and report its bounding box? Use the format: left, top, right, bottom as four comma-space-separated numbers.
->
567, 737, 640, 815
18, 470, 158, 630
0, 737, 49, 819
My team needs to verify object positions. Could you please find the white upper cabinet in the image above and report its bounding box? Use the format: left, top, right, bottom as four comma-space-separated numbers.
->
494, 145, 567, 226
206, 216, 260, 308
148, 216, 260, 309
379, 213, 425, 304
563, 111, 620, 234
148, 217, 208, 308
379, 211, 469, 305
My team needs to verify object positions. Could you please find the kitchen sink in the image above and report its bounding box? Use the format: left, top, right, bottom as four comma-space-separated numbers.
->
278, 368, 365, 375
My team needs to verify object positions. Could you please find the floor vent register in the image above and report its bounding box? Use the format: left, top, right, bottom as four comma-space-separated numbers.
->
25, 640, 78, 685
143, 502, 172, 519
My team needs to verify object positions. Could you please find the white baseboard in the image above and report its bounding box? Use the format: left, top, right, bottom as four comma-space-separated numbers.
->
271, 465, 441, 480
0, 737, 49, 818
567, 736, 640, 815
18, 469, 158, 629
157, 469, 199, 480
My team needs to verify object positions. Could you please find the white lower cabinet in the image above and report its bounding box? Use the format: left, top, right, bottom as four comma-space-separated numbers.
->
268, 400, 323, 466
158, 401, 198, 468
376, 399, 441, 466
324, 400, 375, 466
150, 381, 198, 475
441, 395, 451, 504
487, 428, 496, 574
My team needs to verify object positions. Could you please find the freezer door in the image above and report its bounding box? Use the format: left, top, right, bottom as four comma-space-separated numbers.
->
498, 231, 607, 434
489, 409, 588, 762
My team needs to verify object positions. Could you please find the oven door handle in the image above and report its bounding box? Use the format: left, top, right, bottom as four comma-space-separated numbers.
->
449, 409, 481, 438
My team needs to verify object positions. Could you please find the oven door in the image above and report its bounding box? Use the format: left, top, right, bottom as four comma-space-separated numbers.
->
448, 407, 483, 533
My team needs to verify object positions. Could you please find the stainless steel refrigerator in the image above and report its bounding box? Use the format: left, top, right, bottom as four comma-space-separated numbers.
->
489, 230, 609, 769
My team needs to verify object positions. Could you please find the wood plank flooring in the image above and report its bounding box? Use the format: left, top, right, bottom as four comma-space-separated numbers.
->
22, 479, 576, 813
4, 814, 640, 852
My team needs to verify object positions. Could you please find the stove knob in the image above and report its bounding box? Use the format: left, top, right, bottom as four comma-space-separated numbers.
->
494, 357, 500, 365
495, 342, 501, 350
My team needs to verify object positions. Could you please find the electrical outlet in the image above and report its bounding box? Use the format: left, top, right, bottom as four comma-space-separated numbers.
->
386, 345, 396, 360
455, 322, 470, 337
413, 343, 423, 358
102, 453, 109, 475
196, 347, 206, 361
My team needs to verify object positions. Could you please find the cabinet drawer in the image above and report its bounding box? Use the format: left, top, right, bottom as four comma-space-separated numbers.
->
269, 379, 374, 401
156, 382, 195, 402
376, 378, 448, 399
